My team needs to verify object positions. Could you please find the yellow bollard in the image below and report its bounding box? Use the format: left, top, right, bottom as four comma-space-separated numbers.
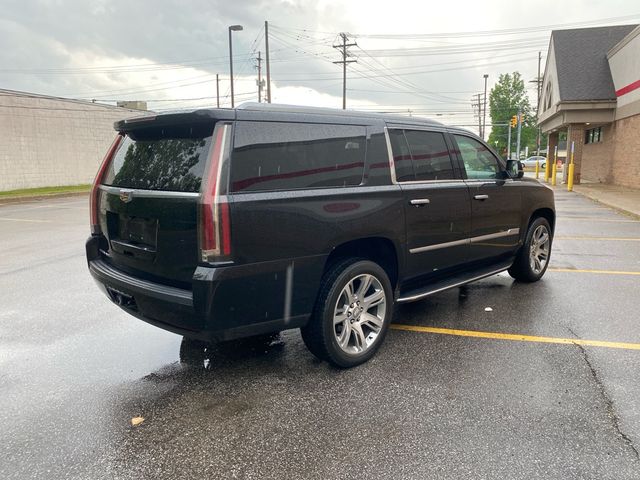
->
567, 141, 575, 192
535, 160, 540, 179
567, 163, 575, 191
546, 145, 557, 184
551, 161, 557, 186
544, 160, 551, 183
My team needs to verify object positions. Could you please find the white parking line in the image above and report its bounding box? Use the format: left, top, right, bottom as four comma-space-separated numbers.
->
0, 217, 53, 223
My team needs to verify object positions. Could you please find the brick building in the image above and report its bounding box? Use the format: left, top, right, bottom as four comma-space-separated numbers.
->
538, 25, 640, 188
0, 89, 148, 191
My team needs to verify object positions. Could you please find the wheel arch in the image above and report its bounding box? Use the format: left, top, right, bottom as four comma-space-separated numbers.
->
323, 237, 400, 290
529, 207, 555, 234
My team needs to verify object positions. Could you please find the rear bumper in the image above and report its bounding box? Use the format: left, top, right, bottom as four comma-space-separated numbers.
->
89, 259, 193, 307
86, 236, 322, 341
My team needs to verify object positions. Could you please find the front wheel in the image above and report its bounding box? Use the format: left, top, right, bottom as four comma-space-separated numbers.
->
301, 259, 393, 368
508, 217, 552, 282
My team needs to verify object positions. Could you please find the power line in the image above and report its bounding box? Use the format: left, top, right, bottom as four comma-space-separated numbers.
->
274, 14, 640, 39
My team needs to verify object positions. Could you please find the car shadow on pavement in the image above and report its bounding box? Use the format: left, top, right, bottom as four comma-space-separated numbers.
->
178, 333, 287, 370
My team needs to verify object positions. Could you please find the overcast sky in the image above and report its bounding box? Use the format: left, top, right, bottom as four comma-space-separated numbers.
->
1, 0, 639, 133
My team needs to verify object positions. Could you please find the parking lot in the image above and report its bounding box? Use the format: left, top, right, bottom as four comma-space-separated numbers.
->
1, 188, 639, 479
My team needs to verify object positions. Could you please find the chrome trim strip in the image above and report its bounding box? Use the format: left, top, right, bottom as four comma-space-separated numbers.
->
469, 228, 520, 244
397, 265, 510, 303
398, 179, 466, 185
99, 185, 200, 198
409, 228, 520, 254
464, 178, 514, 183
410, 238, 469, 254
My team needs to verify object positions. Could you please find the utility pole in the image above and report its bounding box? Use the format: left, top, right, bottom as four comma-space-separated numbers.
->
482, 74, 489, 140
265, 21, 271, 103
333, 33, 357, 109
216, 74, 220, 108
530, 51, 543, 156
256, 51, 264, 103
516, 108, 522, 160
471, 93, 483, 137
536, 51, 542, 156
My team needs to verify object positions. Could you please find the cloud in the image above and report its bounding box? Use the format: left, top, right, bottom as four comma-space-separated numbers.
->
1, 0, 638, 134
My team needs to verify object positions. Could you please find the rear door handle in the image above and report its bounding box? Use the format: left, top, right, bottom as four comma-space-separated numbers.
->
473, 194, 489, 201
410, 198, 430, 206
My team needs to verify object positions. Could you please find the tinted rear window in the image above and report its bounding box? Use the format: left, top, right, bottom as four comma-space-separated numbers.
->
103, 123, 214, 192
230, 121, 366, 192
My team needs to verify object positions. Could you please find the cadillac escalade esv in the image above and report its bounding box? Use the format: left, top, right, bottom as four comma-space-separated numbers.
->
86, 103, 555, 368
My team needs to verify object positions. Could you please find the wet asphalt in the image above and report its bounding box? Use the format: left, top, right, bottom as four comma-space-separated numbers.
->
1, 184, 639, 480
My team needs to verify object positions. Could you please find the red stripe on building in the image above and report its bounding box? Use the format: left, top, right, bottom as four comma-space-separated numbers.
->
615, 79, 640, 97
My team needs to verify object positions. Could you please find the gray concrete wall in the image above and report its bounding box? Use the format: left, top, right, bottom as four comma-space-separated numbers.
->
0, 91, 146, 191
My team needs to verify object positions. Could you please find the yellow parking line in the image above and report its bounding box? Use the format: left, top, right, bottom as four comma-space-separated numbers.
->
548, 268, 640, 276
555, 207, 612, 212
555, 236, 640, 241
0, 217, 52, 223
560, 217, 638, 223
390, 324, 640, 351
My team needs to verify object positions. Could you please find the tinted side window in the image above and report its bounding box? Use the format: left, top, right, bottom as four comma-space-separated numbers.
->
230, 122, 366, 192
403, 130, 455, 181
387, 129, 414, 182
454, 135, 500, 180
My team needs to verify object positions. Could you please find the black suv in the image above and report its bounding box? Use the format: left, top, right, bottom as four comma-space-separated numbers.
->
86, 103, 554, 368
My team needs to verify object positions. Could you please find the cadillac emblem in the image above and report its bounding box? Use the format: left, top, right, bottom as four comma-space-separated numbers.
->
119, 190, 133, 203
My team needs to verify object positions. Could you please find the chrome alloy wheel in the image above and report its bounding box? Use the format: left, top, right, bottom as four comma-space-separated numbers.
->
529, 224, 550, 274
333, 274, 386, 355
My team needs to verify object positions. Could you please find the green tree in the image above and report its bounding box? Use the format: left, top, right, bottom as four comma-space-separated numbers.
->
488, 72, 538, 159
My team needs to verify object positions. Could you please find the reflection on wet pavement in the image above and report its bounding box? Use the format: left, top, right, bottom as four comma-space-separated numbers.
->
179, 333, 286, 369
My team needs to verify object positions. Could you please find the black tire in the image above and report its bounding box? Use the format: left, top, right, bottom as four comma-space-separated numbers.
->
508, 217, 552, 282
541, 163, 546, 170
300, 258, 393, 368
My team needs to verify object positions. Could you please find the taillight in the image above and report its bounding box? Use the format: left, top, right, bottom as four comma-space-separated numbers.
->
90, 134, 123, 234
199, 123, 232, 262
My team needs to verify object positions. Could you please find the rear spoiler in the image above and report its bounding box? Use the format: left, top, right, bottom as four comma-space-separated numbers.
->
114, 109, 236, 132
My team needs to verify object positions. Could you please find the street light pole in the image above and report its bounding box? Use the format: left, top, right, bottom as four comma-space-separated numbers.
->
482, 74, 488, 140
228, 25, 243, 108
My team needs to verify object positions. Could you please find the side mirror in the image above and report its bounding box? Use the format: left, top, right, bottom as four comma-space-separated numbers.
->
506, 159, 524, 179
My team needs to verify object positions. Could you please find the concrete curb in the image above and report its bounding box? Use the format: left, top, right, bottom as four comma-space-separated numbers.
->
572, 186, 640, 220
0, 190, 89, 206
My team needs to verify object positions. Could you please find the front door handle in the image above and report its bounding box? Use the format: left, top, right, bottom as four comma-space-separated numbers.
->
410, 198, 430, 206
473, 194, 489, 201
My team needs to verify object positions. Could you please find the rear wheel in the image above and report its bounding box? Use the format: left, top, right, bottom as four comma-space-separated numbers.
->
508, 217, 552, 282
301, 259, 393, 368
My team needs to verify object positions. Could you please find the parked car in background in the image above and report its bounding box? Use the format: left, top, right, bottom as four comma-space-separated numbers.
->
86, 103, 555, 368
521, 156, 547, 169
